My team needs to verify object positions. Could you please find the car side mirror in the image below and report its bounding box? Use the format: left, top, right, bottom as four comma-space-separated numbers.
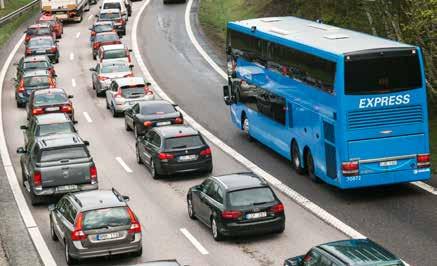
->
73, 120, 78, 124
172, 103, 178, 108
284, 256, 304, 266
95, 14, 99, 18
53, 74, 58, 78
48, 204, 56, 212
223, 85, 232, 105
68, 95, 74, 99
83, 140, 90, 146
20, 125, 28, 130
128, 49, 132, 52
16, 147, 26, 154
89, 67, 96, 72
129, 64, 134, 69
122, 195, 130, 201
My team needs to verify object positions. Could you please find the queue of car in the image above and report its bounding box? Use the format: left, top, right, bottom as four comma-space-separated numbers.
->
10, 0, 406, 265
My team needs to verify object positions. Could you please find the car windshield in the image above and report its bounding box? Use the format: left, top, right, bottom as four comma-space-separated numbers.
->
28, 28, 51, 35
95, 24, 113, 33
104, 49, 127, 59
103, 3, 121, 9
28, 38, 53, 48
38, 19, 55, 26
40, 146, 88, 162
82, 207, 131, 230
99, 12, 121, 20
165, 135, 203, 149
24, 76, 49, 87
101, 63, 130, 73
37, 122, 75, 136
34, 92, 67, 106
141, 102, 175, 115
121, 86, 144, 98
96, 33, 119, 42
23, 61, 49, 69
228, 187, 276, 207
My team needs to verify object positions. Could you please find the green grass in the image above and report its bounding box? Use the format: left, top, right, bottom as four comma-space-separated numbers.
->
0, 6, 38, 48
0, 0, 35, 17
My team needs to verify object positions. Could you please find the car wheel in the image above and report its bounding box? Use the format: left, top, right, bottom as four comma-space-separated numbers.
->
16, 101, 24, 108
306, 150, 320, 183
211, 217, 223, 241
106, 99, 110, 109
274, 225, 285, 234
151, 160, 160, 180
136, 146, 142, 164
65, 241, 77, 265
132, 247, 142, 257
291, 141, 305, 175
187, 196, 196, 220
50, 218, 58, 241
134, 124, 139, 138
30, 192, 41, 206
55, 57, 59, 64
242, 115, 253, 142
125, 118, 131, 131
111, 104, 118, 117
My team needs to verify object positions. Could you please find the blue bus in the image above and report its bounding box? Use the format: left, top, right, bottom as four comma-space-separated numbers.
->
222, 16, 431, 189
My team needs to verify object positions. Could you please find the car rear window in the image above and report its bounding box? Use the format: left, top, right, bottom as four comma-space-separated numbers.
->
24, 76, 49, 87
82, 207, 130, 230
34, 92, 67, 106
165, 135, 203, 149
96, 33, 119, 42
121, 86, 144, 98
28, 28, 51, 35
28, 38, 53, 48
37, 122, 75, 136
104, 49, 127, 59
101, 63, 130, 73
24, 61, 49, 69
140, 103, 175, 115
95, 24, 113, 33
99, 12, 121, 20
40, 146, 88, 162
228, 187, 276, 207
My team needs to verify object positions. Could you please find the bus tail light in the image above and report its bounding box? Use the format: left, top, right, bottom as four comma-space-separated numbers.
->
342, 161, 359, 176
417, 154, 430, 168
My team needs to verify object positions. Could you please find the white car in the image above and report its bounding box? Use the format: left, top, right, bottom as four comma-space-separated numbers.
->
101, 0, 128, 20
97, 44, 132, 64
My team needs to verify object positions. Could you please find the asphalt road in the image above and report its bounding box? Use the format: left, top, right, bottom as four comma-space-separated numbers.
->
136, 0, 437, 265
0, 2, 346, 266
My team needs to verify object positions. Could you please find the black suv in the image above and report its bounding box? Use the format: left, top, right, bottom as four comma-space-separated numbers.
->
187, 172, 285, 241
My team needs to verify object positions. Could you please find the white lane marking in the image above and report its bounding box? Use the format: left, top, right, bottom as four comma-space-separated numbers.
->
0, 35, 56, 265
70, 52, 74, 61
83, 112, 93, 123
88, 14, 94, 21
180, 228, 209, 255
76, 32, 81, 38
71, 78, 76, 87
412, 181, 437, 195
116, 157, 133, 173
134, 0, 364, 240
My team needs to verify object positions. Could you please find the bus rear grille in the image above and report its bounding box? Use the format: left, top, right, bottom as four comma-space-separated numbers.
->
348, 105, 423, 129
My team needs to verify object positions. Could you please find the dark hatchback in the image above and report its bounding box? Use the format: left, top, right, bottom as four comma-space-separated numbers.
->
125, 100, 183, 138
15, 55, 55, 80
89, 21, 115, 42
136, 125, 212, 179
27, 88, 75, 121
15, 69, 56, 108
284, 239, 405, 266
25, 36, 59, 63
187, 172, 285, 241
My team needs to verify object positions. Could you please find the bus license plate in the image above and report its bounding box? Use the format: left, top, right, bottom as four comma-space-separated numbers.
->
178, 155, 197, 162
246, 212, 267, 219
97, 232, 120, 241
380, 160, 397, 167
57, 185, 77, 192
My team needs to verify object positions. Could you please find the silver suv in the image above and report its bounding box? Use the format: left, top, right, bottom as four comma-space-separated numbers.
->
49, 189, 142, 264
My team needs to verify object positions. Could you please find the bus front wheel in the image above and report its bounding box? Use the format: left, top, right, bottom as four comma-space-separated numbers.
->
305, 150, 320, 183
291, 141, 305, 175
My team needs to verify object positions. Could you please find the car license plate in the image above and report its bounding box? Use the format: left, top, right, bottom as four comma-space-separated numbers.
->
37, 50, 46, 54
45, 107, 60, 112
156, 121, 171, 126
246, 212, 267, 219
96, 232, 120, 241
178, 155, 197, 162
57, 185, 77, 192
56, 14, 68, 19
380, 160, 397, 167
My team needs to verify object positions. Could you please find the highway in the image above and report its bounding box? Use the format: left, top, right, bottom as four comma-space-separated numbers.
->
0, 1, 347, 265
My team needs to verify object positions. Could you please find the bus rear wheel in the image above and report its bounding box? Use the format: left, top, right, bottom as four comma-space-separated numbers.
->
305, 150, 320, 183
291, 141, 304, 175
242, 114, 253, 142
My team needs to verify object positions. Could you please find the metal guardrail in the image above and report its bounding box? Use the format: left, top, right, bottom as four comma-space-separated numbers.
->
0, 0, 40, 27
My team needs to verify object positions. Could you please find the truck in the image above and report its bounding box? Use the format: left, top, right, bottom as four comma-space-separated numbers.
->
41, 0, 90, 22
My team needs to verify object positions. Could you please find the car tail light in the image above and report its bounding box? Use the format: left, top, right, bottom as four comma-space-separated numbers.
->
25, 35, 31, 42
25, 48, 31, 55
97, 75, 108, 81
115, 89, 122, 98
200, 147, 211, 157
159, 153, 174, 161
90, 165, 97, 184
49, 47, 57, 53
71, 212, 87, 241
32, 107, 44, 115
127, 53, 131, 62
91, 31, 96, 36
174, 117, 183, 124
221, 210, 242, 220
117, 19, 125, 25
60, 104, 72, 113
33, 171, 42, 187
342, 161, 359, 176
49, 78, 56, 88
417, 153, 431, 168
17, 80, 25, 93
93, 42, 99, 49
270, 203, 284, 214
127, 207, 141, 234
143, 121, 153, 127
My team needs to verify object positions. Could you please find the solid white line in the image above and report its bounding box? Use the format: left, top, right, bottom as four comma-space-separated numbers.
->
76, 32, 81, 39
70, 52, 74, 61
71, 78, 76, 87
180, 228, 209, 255
0, 35, 56, 265
412, 181, 437, 195
116, 157, 133, 173
83, 112, 93, 123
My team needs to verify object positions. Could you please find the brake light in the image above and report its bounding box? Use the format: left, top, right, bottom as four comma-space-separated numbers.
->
91, 31, 96, 36
49, 78, 56, 88
25, 48, 31, 55
60, 104, 72, 113
32, 107, 44, 115
25, 35, 31, 42
97, 75, 108, 81
114, 89, 122, 98
49, 47, 57, 53
127, 207, 141, 234
93, 42, 99, 49
200, 147, 211, 156
117, 19, 125, 25
342, 161, 359, 176
270, 203, 284, 214
90, 165, 97, 184
417, 153, 431, 168
71, 212, 87, 241
144, 86, 153, 95
33, 171, 42, 187
221, 210, 242, 220
174, 117, 183, 124
143, 121, 153, 127
159, 153, 174, 161
17, 80, 25, 93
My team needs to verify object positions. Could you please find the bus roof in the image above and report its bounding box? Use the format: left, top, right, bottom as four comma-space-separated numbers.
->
228, 16, 414, 56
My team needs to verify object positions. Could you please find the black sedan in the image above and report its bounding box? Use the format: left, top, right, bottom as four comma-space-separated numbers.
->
135, 125, 213, 179
187, 172, 285, 241
125, 100, 183, 138
27, 88, 75, 121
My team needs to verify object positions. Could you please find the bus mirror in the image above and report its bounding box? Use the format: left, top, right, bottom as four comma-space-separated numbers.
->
223, 85, 232, 105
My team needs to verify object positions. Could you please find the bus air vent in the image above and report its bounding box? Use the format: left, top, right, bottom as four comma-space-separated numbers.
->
269, 27, 290, 35
261, 18, 281, 23
307, 23, 339, 31
324, 34, 349, 40
348, 105, 423, 130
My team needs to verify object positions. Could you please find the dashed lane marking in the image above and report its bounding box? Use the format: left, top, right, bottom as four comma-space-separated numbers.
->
72, 78, 76, 88
115, 157, 133, 173
83, 112, 93, 123
70, 52, 74, 61
180, 228, 209, 255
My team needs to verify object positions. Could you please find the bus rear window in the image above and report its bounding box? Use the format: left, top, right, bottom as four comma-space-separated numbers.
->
345, 51, 422, 95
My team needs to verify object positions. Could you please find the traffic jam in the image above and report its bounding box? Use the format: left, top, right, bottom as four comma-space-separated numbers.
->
7, 0, 415, 265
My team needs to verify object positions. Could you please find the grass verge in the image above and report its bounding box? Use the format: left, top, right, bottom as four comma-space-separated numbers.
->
0, 6, 39, 48
0, 0, 35, 17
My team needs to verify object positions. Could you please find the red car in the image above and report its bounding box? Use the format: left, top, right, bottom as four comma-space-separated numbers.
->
25, 24, 56, 44
91, 32, 121, 59
37, 13, 63, 38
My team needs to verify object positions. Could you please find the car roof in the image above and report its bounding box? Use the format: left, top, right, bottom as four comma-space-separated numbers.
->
154, 125, 198, 139
100, 8, 121, 14
319, 239, 401, 265
23, 55, 50, 63
101, 44, 125, 51
213, 172, 268, 191
230, 16, 414, 56
34, 113, 71, 125
33, 88, 65, 95
71, 190, 127, 211
36, 133, 84, 149
22, 69, 49, 77
114, 77, 145, 86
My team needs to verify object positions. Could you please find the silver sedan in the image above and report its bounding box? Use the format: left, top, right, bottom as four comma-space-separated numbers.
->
90, 61, 134, 97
